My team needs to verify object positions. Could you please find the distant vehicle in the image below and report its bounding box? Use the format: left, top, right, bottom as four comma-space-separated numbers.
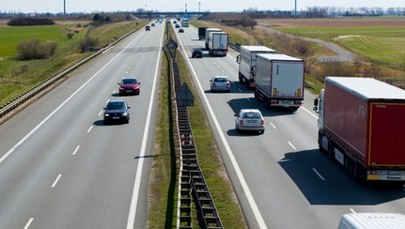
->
254, 53, 304, 111
118, 77, 140, 95
198, 27, 207, 40
103, 99, 130, 124
204, 28, 221, 49
236, 45, 276, 88
314, 77, 405, 181
338, 213, 405, 229
151, 23, 155, 27
192, 48, 203, 58
207, 32, 228, 56
209, 75, 231, 92
234, 109, 265, 134
175, 24, 180, 28
181, 18, 189, 27
178, 28, 184, 33
145, 25, 150, 31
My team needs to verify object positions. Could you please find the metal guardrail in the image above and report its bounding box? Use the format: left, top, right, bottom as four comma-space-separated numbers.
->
164, 24, 223, 228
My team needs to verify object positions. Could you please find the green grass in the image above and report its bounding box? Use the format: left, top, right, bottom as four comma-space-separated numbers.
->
0, 24, 84, 57
276, 26, 405, 65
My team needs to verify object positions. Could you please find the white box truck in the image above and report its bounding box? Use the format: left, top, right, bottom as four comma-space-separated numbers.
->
338, 213, 405, 229
254, 53, 304, 111
205, 28, 221, 49
236, 45, 276, 88
208, 32, 228, 57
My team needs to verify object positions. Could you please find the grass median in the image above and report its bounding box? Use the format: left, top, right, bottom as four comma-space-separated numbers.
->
148, 22, 246, 228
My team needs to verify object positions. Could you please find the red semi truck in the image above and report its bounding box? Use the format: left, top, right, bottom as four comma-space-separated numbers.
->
314, 77, 405, 181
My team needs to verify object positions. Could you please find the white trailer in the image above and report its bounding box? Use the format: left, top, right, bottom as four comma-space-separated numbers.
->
236, 45, 276, 88
254, 53, 304, 111
204, 28, 221, 49
208, 32, 228, 56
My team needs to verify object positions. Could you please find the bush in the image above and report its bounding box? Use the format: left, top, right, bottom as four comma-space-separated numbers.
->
7, 18, 55, 26
17, 39, 58, 60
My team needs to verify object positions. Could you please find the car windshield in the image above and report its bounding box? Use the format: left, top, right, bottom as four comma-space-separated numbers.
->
243, 112, 261, 119
214, 77, 228, 82
122, 79, 137, 84
106, 102, 126, 110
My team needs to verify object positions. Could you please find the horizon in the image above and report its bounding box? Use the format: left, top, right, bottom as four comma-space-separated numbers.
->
1, 1, 405, 14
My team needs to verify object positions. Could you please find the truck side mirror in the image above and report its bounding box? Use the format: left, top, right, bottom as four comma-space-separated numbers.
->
236, 55, 240, 64
313, 98, 319, 112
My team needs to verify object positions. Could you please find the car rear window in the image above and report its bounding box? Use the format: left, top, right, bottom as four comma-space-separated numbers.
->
107, 102, 125, 110
243, 112, 261, 118
122, 79, 137, 84
214, 77, 228, 82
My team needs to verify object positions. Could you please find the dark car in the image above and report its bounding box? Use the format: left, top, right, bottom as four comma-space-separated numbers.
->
175, 24, 180, 28
145, 25, 151, 31
118, 77, 141, 95
178, 28, 184, 33
103, 99, 130, 124
192, 48, 203, 58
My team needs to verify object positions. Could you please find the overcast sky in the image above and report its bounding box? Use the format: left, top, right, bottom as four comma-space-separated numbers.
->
1, 0, 405, 13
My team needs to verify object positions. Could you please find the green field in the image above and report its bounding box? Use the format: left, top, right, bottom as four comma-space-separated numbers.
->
0, 24, 84, 57
276, 26, 405, 65
0, 21, 146, 106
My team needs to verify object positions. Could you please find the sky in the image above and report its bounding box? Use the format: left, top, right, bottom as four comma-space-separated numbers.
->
1, 0, 405, 13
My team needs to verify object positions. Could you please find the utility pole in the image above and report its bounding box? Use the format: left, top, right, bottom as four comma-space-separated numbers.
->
64, 0, 66, 21
294, 0, 297, 19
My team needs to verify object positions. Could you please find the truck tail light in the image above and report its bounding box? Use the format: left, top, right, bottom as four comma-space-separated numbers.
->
273, 88, 278, 96
239, 120, 244, 126
296, 88, 301, 96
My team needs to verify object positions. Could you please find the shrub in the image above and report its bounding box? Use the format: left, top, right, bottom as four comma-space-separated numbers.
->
17, 39, 58, 60
7, 18, 55, 26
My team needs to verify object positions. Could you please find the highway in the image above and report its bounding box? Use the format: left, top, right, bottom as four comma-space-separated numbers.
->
173, 22, 405, 228
1, 19, 405, 229
0, 23, 164, 228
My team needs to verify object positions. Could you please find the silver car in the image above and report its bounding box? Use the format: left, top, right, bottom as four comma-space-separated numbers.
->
209, 75, 231, 92
234, 109, 265, 134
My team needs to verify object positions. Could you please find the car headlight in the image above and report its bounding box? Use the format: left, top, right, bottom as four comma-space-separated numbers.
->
104, 113, 110, 117
123, 112, 129, 116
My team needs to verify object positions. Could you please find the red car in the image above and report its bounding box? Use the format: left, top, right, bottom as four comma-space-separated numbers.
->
118, 77, 141, 95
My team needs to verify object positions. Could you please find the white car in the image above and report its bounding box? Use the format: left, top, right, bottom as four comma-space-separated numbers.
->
234, 109, 265, 134
209, 75, 231, 92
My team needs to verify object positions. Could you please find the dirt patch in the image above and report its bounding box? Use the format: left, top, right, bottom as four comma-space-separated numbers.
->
257, 17, 405, 27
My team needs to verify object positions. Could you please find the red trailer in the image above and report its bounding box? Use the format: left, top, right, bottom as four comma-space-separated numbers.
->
314, 77, 405, 181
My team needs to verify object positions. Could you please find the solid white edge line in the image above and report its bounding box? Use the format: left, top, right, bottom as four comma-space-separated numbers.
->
176, 26, 268, 229
52, 174, 62, 188
0, 35, 142, 165
24, 218, 34, 229
125, 26, 164, 229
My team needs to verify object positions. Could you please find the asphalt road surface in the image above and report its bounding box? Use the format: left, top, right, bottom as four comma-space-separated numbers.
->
0, 22, 164, 229
174, 22, 405, 229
